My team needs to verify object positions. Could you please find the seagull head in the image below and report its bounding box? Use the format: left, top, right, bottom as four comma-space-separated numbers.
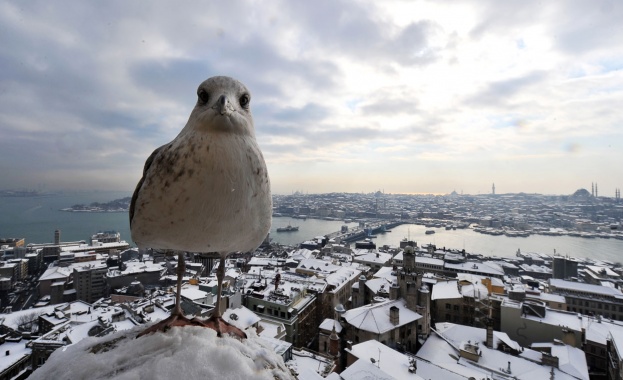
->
186, 76, 255, 136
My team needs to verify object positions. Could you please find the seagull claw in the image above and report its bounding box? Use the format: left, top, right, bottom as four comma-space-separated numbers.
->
196, 316, 247, 340
137, 313, 207, 338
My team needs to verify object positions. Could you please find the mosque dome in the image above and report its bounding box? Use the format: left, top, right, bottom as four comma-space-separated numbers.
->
571, 188, 591, 197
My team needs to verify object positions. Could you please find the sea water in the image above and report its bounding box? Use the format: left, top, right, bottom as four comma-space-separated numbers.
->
2, 193, 622, 262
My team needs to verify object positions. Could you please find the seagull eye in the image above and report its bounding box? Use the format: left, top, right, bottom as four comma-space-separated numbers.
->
198, 90, 209, 104
239, 94, 250, 108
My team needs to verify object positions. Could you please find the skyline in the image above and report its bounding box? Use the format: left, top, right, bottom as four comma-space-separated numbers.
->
1, 1, 622, 196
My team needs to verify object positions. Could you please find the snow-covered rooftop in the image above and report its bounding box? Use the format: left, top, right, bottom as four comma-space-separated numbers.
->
549, 278, 623, 298
417, 322, 588, 380
342, 299, 421, 334
431, 280, 461, 300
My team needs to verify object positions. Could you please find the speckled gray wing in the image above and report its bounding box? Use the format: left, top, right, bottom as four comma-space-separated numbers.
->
129, 144, 168, 227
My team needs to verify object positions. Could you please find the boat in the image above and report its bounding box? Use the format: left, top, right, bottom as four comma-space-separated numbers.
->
425, 230, 435, 235
276, 225, 299, 232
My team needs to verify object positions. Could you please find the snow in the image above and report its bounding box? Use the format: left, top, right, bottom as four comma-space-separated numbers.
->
297, 258, 341, 274
340, 359, 397, 380
460, 282, 489, 300
288, 349, 334, 378
371, 266, 395, 282
431, 280, 461, 300
549, 278, 623, 298
418, 323, 587, 380
319, 318, 342, 333
341, 299, 421, 334
325, 266, 360, 288
527, 343, 589, 380
347, 339, 466, 380
0, 340, 30, 373
257, 318, 286, 339
444, 261, 505, 277
223, 306, 261, 330
29, 326, 294, 380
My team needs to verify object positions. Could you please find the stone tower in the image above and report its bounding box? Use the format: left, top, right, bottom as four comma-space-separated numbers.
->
417, 285, 431, 337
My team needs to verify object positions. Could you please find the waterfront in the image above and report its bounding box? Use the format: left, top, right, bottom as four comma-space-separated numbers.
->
273, 217, 623, 263
1, 193, 622, 263
360, 223, 623, 263
0, 191, 132, 245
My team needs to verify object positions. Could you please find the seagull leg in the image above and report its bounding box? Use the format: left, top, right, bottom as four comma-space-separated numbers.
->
214, 255, 225, 318
137, 251, 205, 337
199, 255, 247, 339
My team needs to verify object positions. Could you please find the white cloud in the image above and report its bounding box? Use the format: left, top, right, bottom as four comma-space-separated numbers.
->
0, 0, 622, 194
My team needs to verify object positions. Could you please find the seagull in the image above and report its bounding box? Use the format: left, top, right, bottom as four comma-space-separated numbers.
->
130, 76, 272, 338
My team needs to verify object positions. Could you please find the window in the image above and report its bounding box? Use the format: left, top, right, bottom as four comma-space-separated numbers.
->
445, 303, 451, 310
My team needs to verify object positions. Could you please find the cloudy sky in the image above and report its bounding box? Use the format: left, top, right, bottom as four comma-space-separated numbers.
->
1, 1, 622, 196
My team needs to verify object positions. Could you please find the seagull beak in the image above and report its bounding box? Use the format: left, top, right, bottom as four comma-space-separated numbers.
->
216, 95, 232, 115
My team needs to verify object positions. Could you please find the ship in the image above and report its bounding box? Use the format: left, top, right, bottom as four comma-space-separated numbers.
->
276, 225, 299, 232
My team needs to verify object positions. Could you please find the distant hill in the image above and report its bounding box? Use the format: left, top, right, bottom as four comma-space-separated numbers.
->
62, 197, 131, 212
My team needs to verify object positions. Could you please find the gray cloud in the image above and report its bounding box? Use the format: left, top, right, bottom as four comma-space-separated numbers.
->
465, 71, 549, 108
360, 98, 419, 116
468, 0, 623, 57
281, 0, 443, 66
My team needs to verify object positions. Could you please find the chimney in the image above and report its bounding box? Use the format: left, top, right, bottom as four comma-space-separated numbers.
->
541, 352, 559, 368
561, 328, 576, 347
389, 281, 400, 300
389, 306, 399, 325
329, 324, 341, 372
485, 319, 494, 348
274, 272, 281, 292
329, 325, 339, 356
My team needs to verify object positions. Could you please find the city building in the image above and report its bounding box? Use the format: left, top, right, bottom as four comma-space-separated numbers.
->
548, 278, 623, 321
73, 264, 108, 304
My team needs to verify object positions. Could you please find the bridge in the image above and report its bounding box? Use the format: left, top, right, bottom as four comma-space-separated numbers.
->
324, 220, 406, 243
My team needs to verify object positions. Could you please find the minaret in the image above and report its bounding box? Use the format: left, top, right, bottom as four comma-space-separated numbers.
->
592, 182, 594, 197
596, 183, 599, 197
492, 183, 495, 195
